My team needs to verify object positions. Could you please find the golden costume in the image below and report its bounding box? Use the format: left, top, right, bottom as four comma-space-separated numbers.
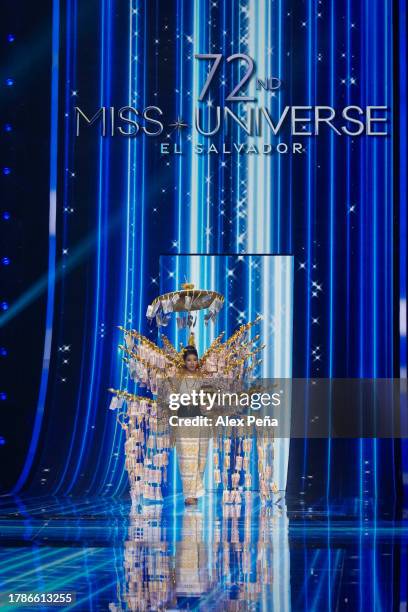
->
109, 283, 278, 504
175, 373, 209, 499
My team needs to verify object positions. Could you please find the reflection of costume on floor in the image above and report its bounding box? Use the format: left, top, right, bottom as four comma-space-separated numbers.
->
109, 498, 290, 611
108, 506, 175, 612
176, 512, 211, 598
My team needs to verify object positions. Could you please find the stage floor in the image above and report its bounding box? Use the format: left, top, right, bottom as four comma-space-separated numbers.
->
0, 494, 407, 611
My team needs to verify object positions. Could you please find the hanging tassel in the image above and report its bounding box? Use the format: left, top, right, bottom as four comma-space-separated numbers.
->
109, 396, 119, 410
231, 472, 240, 488
129, 401, 138, 416
146, 305, 155, 319
233, 491, 242, 505
161, 298, 173, 314
125, 334, 134, 350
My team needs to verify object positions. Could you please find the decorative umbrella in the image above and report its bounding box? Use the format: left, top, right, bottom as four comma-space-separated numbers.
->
146, 282, 224, 330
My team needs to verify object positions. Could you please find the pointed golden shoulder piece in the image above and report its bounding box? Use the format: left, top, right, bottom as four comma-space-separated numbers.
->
161, 334, 178, 356
199, 331, 225, 365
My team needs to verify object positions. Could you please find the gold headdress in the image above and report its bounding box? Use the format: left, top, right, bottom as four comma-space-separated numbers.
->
187, 331, 196, 347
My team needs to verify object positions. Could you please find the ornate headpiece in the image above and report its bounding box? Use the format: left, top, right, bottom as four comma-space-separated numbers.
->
186, 331, 196, 347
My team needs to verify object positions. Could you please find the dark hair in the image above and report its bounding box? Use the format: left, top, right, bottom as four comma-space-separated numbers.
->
183, 345, 198, 361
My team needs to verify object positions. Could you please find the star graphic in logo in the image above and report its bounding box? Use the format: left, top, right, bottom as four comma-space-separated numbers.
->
168, 117, 189, 131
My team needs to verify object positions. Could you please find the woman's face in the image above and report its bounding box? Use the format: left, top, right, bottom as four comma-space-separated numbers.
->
185, 353, 198, 372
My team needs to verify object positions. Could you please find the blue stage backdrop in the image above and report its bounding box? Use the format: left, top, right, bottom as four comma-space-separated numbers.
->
1, 0, 406, 517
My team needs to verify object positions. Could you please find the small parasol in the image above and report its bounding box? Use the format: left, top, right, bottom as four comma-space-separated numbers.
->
146, 282, 224, 329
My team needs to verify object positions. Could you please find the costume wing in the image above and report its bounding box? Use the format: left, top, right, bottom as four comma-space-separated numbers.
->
200, 316, 264, 379
118, 326, 180, 394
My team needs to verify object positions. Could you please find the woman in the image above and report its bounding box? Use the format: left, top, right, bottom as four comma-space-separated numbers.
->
176, 345, 209, 505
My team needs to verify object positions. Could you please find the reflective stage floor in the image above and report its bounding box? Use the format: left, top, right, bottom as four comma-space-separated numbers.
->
0, 494, 407, 611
